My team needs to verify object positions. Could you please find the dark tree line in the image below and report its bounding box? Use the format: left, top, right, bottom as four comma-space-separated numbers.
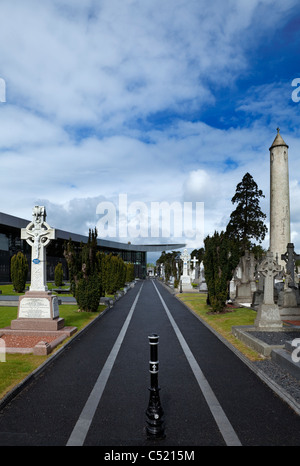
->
63, 228, 135, 312
203, 172, 267, 312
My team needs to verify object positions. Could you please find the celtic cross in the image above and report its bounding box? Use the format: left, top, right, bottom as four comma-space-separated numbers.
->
21, 206, 55, 292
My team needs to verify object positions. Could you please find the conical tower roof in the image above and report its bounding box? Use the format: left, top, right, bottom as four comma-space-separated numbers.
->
269, 127, 288, 150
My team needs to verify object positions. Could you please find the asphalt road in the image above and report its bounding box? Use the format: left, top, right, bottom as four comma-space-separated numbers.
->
1, 278, 300, 448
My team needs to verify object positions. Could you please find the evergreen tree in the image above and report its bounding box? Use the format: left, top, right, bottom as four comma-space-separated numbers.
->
125, 263, 135, 283
156, 250, 181, 281
54, 262, 64, 287
10, 251, 29, 293
203, 231, 240, 313
64, 229, 102, 312
226, 172, 267, 251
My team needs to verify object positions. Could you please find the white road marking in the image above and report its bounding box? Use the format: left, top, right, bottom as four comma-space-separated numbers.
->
152, 280, 242, 446
66, 283, 144, 446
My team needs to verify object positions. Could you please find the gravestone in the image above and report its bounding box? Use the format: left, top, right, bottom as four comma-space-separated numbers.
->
199, 261, 208, 292
278, 243, 300, 319
180, 249, 193, 291
254, 250, 283, 329
235, 251, 257, 304
11, 206, 64, 331
251, 269, 265, 307
190, 256, 198, 281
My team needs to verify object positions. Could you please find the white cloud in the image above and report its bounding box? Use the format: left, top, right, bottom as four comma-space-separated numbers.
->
0, 0, 300, 256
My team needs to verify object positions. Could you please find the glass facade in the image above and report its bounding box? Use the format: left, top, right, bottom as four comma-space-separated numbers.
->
0, 220, 147, 282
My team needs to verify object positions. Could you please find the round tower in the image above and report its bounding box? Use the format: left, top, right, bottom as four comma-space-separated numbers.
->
269, 128, 290, 266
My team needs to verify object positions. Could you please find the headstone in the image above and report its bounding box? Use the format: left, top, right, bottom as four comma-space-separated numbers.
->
277, 243, 300, 319
254, 250, 283, 329
11, 206, 64, 331
0, 337, 5, 362
251, 270, 264, 307
199, 262, 208, 291
180, 249, 193, 291
190, 256, 198, 280
281, 243, 300, 288
235, 251, 257, 304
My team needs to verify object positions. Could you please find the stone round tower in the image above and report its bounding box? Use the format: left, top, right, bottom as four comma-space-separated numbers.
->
269, 128, 290, 266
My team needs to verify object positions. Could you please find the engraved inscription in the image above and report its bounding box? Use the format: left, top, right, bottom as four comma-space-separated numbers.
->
52, 296, 59, 318
19, 298, 51, 319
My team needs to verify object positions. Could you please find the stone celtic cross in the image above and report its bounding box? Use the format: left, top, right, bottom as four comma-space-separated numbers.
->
180, 249, 191, 276
21, 206, 55, 292
259, 250, 281, 305
281, 243, 300, 288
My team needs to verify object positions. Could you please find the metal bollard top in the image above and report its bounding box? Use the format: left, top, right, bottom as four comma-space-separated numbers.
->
148, 334, 159, 344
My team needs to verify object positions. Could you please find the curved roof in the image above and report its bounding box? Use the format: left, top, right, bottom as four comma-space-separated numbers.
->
0, 211, 185, 252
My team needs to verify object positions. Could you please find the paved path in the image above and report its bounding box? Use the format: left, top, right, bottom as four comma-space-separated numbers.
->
1, 279, 300, 447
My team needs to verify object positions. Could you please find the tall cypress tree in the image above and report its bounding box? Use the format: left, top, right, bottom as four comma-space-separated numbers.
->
226, 172, 267, 252
11, 251, 29, 293
203, 231, 240, 313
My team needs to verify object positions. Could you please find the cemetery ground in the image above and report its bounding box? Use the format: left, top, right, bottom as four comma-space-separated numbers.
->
0, 280, 300, 447
0, 283, 261, 402
0, 283, 107, 400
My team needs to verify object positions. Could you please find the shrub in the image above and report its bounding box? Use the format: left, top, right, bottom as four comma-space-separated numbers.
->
75, 273, 102, 312
54, 262, 64, 287
11, 252, 29, 293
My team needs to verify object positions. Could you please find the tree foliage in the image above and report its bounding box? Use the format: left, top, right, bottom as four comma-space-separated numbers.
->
54, 262, 64, 287
156, 251, 181, 282
10, 251, 29, 293
226, 172, 267, 251
64, 229, 135, 311
202, 172, 267, 312
203, 231, 240, 312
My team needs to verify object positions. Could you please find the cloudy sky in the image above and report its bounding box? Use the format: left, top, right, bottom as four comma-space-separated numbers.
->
1, 0, 300, 258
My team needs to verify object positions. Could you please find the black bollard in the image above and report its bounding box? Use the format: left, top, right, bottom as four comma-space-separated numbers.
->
145, 334, 165, 439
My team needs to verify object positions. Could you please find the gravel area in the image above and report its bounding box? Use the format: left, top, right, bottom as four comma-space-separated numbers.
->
244, 330, 300, 406
1, 334, 58, 348
247, 331, 300, 345
255, 359, 300, 404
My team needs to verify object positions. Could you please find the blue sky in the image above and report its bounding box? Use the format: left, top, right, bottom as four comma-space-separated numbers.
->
1, 0, 300, 258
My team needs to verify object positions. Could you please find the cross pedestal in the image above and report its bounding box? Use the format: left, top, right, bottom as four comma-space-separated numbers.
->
180, 249, 193, 291
11, 206, 65, 331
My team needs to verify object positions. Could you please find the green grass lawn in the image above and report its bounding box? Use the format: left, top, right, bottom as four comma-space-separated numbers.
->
177, 293, 263, 361
0, 283, 73, 296
0, 303, 107, 400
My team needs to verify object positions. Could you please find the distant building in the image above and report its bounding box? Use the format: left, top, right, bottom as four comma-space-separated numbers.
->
0, 211, 184, 283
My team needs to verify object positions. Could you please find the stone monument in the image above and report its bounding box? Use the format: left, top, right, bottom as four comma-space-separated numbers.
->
254, 250, 283, 329
11, 206, 64, 331
190, 256, 198, 281
269, 128, 291, 267
180, 249, 193, 291
278, 243, 300, 319
235, 251, 257, 304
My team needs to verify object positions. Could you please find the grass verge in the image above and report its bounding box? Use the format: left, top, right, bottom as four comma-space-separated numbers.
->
177, 293, 264, 361
0, 303, 107, 400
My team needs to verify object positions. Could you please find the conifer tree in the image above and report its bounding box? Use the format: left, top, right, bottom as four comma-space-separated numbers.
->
226, 172, 267, 252
203, 231, 240, 313
10, 251, 28, 293
54, 262, 64, 287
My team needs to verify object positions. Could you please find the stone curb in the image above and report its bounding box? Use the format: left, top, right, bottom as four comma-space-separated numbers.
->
173, 292, 300, 416
0, 304, 111, 411
0, 280, 138, 411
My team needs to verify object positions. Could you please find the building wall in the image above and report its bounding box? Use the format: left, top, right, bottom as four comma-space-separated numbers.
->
0, 224, 146, 282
